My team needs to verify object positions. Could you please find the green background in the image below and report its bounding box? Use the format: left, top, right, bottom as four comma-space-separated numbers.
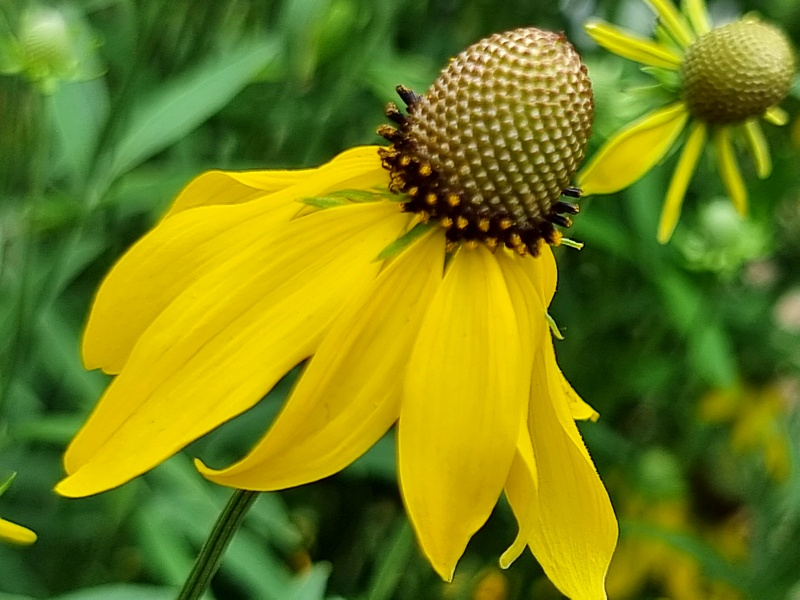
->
1, 0, 799, 598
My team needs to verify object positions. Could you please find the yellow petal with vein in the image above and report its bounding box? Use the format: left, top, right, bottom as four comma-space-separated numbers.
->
0, 517, 37, 545
199, 229, 445, 490
517, 245, 557, 308
514, 333, 617, 600
57, 202, 408, 497
584, 20, 682, 69
84, 148, 388, 374
501, 430, 538, 568
164, 146, 386, 217
83, 197, 299, 374
743, 120, 771, 178
399, 246, 526, 582
658, 121, 707, 243
578, 103, 688, 195
714, 128, 748, 216
644, 0, 695, 47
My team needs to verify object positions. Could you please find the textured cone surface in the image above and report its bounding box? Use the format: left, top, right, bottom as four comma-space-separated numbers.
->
379, 27, 593, 253
682, 20, 796, 124
410, 27, 593, 224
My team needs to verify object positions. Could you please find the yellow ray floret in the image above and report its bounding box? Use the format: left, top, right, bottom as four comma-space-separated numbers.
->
578, 103, 688, 195
0, 517, 36, 546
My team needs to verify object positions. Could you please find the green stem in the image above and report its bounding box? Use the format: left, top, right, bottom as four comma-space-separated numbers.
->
177, 489, 259, 600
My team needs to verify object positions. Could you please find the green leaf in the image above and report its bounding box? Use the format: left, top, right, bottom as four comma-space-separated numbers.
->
376, 222, 434, 261
48, 79, 110, 187
364, 519, 414, 600
0, 472, 16, 496
108, 39, 279, 180
301, 188, 390, 209
688, 321, 737, 387
52, 585, 175, 600
301, 196, 352, 209
285, 563, 332, 600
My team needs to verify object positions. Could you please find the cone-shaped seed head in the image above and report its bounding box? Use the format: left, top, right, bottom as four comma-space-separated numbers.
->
682, 19, 796, 125
412, 28, 593, 224
379, 27, 593, 253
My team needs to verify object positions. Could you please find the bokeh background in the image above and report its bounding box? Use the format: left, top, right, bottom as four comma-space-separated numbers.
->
1, 0, 799, 598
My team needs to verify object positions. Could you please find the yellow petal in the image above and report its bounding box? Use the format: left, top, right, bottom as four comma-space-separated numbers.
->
578, 103, 688, 196
517, 244, 557, 308
164, 146, 386, 217
84, 148, 389, 374
658, 120, 707, 243
681, 0, 712, 36
763, 106, 788, 126
57, 202, 408, 497
398, 245, 527, 582
496, 249, 546, 362
644, 0, 695, 47
554, 362, 600, 423
0, 517, 37, 545
83, 197, 299, 374
584, 19, 683, 69
508, 332, 618, 600
742, 120, 771, 178
501, 251, 595, 423
713, 128, 748, 216
500, 430, 539, 568
199, 229, 446, 490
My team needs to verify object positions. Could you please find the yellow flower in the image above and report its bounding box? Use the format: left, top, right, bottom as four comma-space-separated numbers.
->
606, 453, 746, 600
0, 515, 37, 545
578, 0, 796, 243
700, 384, 792, 481
57, 28, 617, 599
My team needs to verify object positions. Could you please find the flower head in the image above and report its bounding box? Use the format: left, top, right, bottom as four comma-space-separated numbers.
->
57, 28, 617, 598
578, 0, 797, 243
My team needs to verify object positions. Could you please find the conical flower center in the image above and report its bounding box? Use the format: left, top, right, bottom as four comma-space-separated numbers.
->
378, 27, 593, 256
681, 19, 796, 125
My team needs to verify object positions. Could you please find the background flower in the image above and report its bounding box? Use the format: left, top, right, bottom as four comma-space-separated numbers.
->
578, 0, 797, 242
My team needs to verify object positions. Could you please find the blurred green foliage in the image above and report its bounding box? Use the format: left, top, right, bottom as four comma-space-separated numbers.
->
0, 0, 799, 598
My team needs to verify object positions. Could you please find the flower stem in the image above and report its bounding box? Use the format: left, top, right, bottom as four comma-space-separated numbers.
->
177, 489, 259, 600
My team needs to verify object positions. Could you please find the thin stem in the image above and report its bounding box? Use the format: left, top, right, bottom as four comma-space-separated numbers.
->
177, 489, 259, 600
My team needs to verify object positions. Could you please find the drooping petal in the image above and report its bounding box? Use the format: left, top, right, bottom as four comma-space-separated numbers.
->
83, 198, 299, 373
644, 0, 695, 48
713, 128, 748, 216
742, 120, 772, 178
517, 244, 557, 307
578, 103, 688, 196
500, 430, 538, 567
658, 120, 707, 243
763, 106, 788, 126
0, 517, 37, 545
682, 0, 712, 36
508, 334, 618, 600
164, 146, 386, 217
495, 252, 544, 568
398, 246, 526, 582
506, 250, 597, 422
584, 19, 683, 70
57, 202, 409, 497
84, 149, 389, 374
198, 229, 446, 490
556, 365, 600, 423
